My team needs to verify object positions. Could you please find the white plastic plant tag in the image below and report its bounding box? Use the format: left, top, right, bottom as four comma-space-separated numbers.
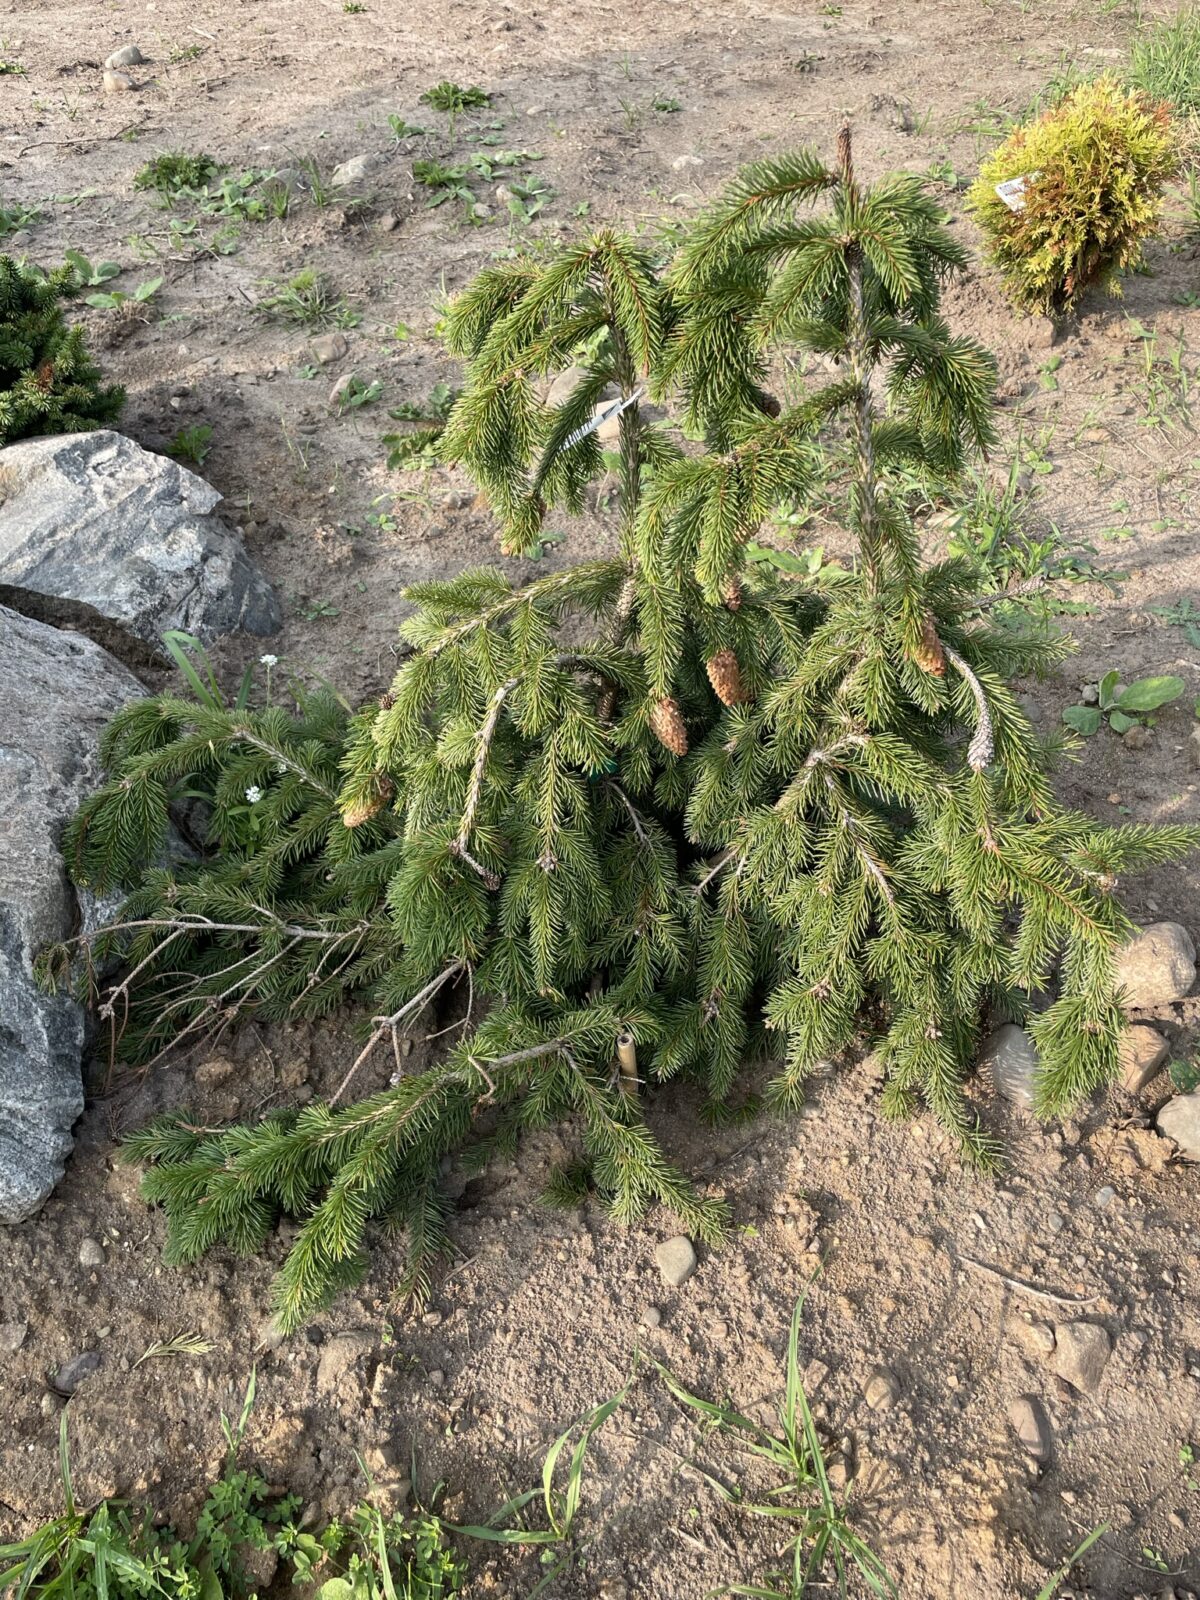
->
561, 387, 644, 451
995, 173, 1035, 212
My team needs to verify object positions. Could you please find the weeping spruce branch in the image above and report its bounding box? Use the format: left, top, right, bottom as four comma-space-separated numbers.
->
48, 129, 1197, 1331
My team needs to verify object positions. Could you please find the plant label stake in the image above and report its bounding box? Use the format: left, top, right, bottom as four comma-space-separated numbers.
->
561, 387, 644, 451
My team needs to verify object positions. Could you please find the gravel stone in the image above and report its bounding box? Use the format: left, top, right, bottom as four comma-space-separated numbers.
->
1007, 1394, 1052, 1463
54, 1350, 101, 1395
1051, 1321, 1112, 1393
78, 1237, 105, 1268
654, 1235, 697, 1287
863, 1365, 901, 1411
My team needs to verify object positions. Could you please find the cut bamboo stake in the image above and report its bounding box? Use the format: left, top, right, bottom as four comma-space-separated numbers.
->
616, 1028, 639, 1096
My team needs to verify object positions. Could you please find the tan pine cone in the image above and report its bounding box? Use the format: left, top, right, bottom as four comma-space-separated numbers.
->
341, 776, 395, 829
721, 573, 743, 612
912, 612, 946, 677
706, 649, 750, 707
650, 696, 688, 757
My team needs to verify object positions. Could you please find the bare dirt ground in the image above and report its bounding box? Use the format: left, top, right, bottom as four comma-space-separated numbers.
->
3, 0, 1200, 1595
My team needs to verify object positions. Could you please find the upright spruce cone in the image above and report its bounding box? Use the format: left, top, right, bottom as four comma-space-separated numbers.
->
912, 612, 946, 677
721, 572, 743, 612
650, 696, 688, 757
342, 775, 395, 829
706, 649, 749, 707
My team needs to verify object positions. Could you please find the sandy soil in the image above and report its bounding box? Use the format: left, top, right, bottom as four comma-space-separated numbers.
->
3, 0, 1200, 1595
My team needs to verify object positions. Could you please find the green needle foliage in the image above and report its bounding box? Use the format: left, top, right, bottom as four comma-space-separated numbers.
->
0, 255, 125, 445
50, 128, 1195, 1331
969, 75, 1176, 316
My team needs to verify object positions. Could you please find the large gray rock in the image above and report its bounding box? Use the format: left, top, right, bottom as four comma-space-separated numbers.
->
0, 431, 280, 650
1115, 922, 1196, 1008
0, 606, 143, 1222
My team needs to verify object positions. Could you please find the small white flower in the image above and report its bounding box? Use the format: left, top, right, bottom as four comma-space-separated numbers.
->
260, 653, 279, 667
245, 786, 263, 804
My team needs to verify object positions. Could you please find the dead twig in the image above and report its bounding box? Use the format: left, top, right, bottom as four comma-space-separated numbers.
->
960, 1255, 1102, 1307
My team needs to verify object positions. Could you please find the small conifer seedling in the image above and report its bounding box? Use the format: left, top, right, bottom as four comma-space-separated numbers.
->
0, 255, 125, 445
50, 129, 1195, 1331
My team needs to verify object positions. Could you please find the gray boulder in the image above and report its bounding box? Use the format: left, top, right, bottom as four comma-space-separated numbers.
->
1115, 921, 1196, 1008
0, 605, 143, 1222
0, 430, 280, 651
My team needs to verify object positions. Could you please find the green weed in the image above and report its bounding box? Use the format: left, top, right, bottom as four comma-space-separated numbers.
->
654, 1295, 897, 1598
258, 269, 359, 329
1063, 668, 1185, 736
1129, 5, 1200, 121
167, 423, 214, 466
134, 152, 220, 198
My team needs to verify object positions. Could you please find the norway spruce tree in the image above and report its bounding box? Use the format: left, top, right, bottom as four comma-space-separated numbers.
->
51, 128, 1194, 1331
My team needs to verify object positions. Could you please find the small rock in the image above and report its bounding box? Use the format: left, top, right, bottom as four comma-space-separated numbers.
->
1051, 1321, 1111, 1393
1119, 1025, 1169, 1092
979, 1023, 1039, 1107
428, 1368, 445, 1388
0, 1320, 28, 1354
41, 1391, 63, 1417
1080, 684, 1100, 705
639, 1306, 662, 1329
78, 1237, 105, 1268
1017, 693, 1044, 725
329, 372, 356, 409
315, 1331, 374, 1395
331, 154, 380, 188
312, 331, 349, 365
1007, 1394, 1052, 1463
597, 1582, 628, 1600
104, 44, 145, 68
1009, 1317, 1055, 1359
195, 1055, 236, 1089
1116, 923, 1196, 1007
1123, 724, 1152, 751
54, 1350, 101, 1395
863, 1365, 901, 1411
103, 69, 134, 93
377, 212, 398, 232
654, 1235, 697, 1287
1189, 725, 1200, 771
1094, 1185, 1116, 1208
1157, 1092, 1200, 1158
671, 153, 704, 170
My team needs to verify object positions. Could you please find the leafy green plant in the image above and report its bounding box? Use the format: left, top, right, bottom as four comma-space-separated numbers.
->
0, 203, 39, 239
1062, 668, 1185, 735
383, 381, 459, 467
388, 115, 431, 142
1152, 596, 1200, 648
0, 58, 26, 75
63, 249, 120, 288
47, 133, 1196, 1331
167, 423, 214, 466
968, 75, 1177, 315
1129, 4, 1200, 124
336, 376, 384, 413
419, 82, 491, 133
1168, 1053, 1200, 1092
0, 256, 124, 445
413, 149, 544, 222
258, 269, 359, 329
656, 1295, 896, 1598
85, 275, 162, 312
0, 1384, 463, 1600
134, 151, 221, 198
